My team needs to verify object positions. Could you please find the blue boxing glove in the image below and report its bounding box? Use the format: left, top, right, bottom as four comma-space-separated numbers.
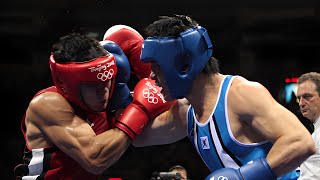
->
205, 168, 242, 180
205, 157, 277, 180
100, 40, 133, 111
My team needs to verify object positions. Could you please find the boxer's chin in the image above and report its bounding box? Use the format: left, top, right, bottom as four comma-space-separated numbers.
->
161, 89, 175, 102
164, 95, 173, 102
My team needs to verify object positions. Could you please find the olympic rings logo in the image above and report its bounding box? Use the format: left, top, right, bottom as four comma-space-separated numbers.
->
144, 81, 167, 104
208, 176, 228, 180
142, 88, 159, 104
97, 69, 114, 81
217, 176, 228, 180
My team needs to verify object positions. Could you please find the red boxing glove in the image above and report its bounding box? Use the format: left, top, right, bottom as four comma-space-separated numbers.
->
103, 25, 151, 79
114, 78, 176, 139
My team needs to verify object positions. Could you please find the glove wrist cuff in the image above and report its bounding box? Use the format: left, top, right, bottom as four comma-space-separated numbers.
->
240, 157, 277, 180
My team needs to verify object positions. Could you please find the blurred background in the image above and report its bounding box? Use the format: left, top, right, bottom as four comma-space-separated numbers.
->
2, 0, 320, 179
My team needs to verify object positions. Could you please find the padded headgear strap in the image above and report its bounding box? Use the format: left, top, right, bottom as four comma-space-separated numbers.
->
141, 26, 213, 98
49, 54, 117, 112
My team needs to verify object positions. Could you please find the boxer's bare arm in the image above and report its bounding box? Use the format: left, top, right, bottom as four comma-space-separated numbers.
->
132, 98, 190, 147
25, 92, 131, 174
230, 79, 316, 177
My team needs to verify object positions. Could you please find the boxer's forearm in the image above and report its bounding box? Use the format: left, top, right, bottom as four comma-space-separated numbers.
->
266, 134, 315, 177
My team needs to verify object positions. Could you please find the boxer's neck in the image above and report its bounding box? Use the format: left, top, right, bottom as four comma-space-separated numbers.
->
187, 73, 224, 121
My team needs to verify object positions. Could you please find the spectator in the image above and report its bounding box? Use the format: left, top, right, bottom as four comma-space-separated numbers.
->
297, 72, 320, 180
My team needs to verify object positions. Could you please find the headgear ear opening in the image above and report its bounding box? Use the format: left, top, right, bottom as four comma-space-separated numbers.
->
178, 53, 192, 73
181, 64, 190, 72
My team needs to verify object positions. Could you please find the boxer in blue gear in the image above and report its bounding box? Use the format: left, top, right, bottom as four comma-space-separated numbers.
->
132, 15, 315, 180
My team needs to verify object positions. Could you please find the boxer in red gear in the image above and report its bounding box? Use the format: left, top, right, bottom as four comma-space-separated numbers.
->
14, 32, 171, 180
103, 25, 151, 79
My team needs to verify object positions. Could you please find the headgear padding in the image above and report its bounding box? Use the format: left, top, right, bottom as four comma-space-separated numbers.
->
49, 54, 117, 112
140, 26, 213, 99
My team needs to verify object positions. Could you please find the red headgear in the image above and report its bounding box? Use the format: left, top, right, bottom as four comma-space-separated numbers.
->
49, 54, 117, 112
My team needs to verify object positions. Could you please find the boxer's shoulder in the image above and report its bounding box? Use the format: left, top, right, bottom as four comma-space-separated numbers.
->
230, 76, 266, 96
29, 92, 73, 120
31, 91, 66, 106
227, 76, 269, 116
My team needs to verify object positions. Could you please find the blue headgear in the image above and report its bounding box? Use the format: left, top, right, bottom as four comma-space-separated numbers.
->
140, 26, 213, 99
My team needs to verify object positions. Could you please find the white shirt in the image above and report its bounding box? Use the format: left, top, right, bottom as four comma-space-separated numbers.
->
298, 117, 320, 180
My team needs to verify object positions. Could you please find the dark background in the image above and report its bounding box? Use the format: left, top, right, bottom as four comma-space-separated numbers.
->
2, 0, 320, 179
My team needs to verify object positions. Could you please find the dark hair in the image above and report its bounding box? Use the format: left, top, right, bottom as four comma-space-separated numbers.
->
51, 32, 108, 63
144, 14, 220, 74
144, 14, 198, 37
297, 72, 320, 95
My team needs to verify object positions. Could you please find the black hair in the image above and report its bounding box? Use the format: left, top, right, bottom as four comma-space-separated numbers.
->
144, 14, 220, 74
144, 14, 198, 37
51, 32, 108, 63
